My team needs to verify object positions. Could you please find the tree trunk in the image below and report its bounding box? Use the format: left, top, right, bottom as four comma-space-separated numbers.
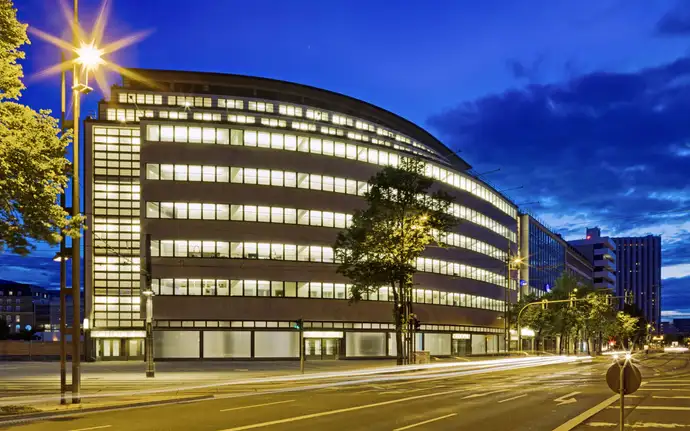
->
392, 285, 404, 365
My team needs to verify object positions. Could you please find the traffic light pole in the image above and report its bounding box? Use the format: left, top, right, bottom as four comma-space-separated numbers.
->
300, 329, 304, 374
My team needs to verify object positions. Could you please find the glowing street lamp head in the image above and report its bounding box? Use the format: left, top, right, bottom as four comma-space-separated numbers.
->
75, 42, 104, 71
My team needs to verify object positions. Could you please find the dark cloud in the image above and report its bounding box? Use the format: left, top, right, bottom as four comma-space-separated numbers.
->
505, 55, 545, 83
656, 2, 690, 36
662, 275, 690, 313
0, 253, 80, 290
428, 55, 690, 290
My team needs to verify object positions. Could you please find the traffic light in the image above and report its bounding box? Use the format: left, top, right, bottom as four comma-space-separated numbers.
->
293, 318, 303, 330
541, 299, 548, 310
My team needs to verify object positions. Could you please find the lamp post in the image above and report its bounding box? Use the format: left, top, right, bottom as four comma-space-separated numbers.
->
506, 255, 523, 353
68, 0, 104, 404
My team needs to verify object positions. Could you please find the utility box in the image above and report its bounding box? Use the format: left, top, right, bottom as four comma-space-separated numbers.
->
413, 351, 431, 364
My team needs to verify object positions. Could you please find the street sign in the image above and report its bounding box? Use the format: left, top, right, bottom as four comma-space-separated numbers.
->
606, 362, 642, 395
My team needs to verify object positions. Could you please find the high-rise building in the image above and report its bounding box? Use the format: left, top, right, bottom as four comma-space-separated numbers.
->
613, 235, 661, 330
568, 228, 616, 291
518, 215, 593, 298
84, 69, 520, 360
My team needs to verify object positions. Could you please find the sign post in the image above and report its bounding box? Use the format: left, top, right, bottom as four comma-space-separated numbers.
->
606, 354, 642, 431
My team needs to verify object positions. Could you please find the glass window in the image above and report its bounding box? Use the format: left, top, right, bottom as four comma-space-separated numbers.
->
188, 165, 202, 181
161, 240, 174, 257
335, 284, 346, 299
271, 244, 283, 260
146, 202, 160, 218
202, 203, 215, 220
284, 208, 296, 224
284, 244, 296, 261
175, 240, 187, 257
244, 280, 257, 296
160, 164, 173, 180
161, 202, 174, 219
175, 279, 188, 295
285, 282, 296, 297
309, 282, 322, 298
188, 203, 201, 220
323, 283, 334, 299
297, 282, 309, 298
284, 172, 297, 187
188, 240, 202, 257
189, 127, 202, 143
271, 281, 284, 297
203, 280, 216, 296
217, 128, 229, 145
146, 163, 160, 180
203, 166, 215, 182
161, 279, 173, 295
217, 280, 229, 296
230, 280, 242, 296
160, 125, 173, 142
202, 128, 215, 144
217, 166, 229, 182
174, 126, 188, 142
257, 280, 270, 297
175, 202, 188, 219
258, 206, 270, 222
174, 164, 187, 181
151, 240, 160, 257
202, 241, 216, 257
217, 204, 229, 221
189, 279, 202, 295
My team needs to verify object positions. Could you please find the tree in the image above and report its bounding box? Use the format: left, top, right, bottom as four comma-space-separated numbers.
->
0, 0, 80, 255
334, 159, 457, 365
614, 311, 639, 349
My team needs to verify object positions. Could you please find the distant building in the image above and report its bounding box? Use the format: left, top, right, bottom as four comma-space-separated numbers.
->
518, 214, 594, 298
0, 280, 51, 334
568, 228, 616, 291
613, 235, 661, 331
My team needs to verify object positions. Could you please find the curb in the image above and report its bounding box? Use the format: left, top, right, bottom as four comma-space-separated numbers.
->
0, 394, 214, 426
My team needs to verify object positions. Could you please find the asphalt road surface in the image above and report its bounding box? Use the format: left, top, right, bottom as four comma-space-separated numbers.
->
1, 353, 688, 431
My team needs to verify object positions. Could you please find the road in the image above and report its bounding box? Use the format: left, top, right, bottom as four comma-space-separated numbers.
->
1, 353, 688, 431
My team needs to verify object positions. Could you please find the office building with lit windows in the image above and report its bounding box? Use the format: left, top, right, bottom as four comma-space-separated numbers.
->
84, 69, 519, 361
569, 227, 616, 291
613, 235, 661, 331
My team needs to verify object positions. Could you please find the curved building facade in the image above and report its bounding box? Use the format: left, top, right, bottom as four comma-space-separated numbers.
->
84, 69, 518, 360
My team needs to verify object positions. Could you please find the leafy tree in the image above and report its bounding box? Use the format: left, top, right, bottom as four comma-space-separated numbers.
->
334, 159, 457, 365
0, 0, 80, 255
614, 311, 639, 349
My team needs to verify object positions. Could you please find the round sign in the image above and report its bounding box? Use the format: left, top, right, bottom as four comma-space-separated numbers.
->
24, 325, 32, 331
606, 361, 642, 395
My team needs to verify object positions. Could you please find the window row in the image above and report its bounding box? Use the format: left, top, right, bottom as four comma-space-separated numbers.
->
106, 109, 154, 122
145, 202, 352, 227
218, 99, 244, 109
159, 111, 188, 120
145, 125, 516, 219
193, 112, 222, 122
248, 101, 274, 113
117, 92, 163, 105
150, 240, 334, 262
149, 278, 505, 312
415, 257, 506, 287
145, 163, 369, 195
228, 114, 256, 124
168, 95, 212, 108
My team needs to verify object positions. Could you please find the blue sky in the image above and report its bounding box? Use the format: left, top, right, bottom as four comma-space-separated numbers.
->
3, 0, 690, 318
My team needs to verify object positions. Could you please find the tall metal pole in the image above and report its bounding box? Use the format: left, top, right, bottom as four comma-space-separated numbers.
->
619, 361, 625, 431
144, 234, 155, 377
299, 328, 304, 374
59, 52, 68, 406
71, 0, 82, 404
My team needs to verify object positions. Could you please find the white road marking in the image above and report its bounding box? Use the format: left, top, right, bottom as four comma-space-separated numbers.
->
586, 423, 616, 428
638, 388, 690, 392
218, 387, 468, 431
393, 413, 458, 431
379, 387, 429, 395
554, 392, 580, 406
220, 399, 295, 412
653, 395, 690, 399
498, 394, 527, 403
462, 389, 508, 399
69, 426, 112, 431
551, 394, 619, 431
607, 406, 690, 411
627, 423, 690, 428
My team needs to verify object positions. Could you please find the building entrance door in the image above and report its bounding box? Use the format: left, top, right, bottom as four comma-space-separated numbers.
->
304, 338, 339, 360
452, 339, 471, 356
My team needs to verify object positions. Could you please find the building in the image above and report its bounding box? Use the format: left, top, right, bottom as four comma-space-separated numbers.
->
517, 214, 594, 299
612, 235, 661, 331
84, 69, 520, 360
0, 280, 50, 334
568, 227, 616, 291
669, 318, 690, 334
565, 244, 594, 285
518, 214, 565, 297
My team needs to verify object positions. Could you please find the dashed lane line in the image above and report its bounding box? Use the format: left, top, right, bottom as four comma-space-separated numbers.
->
393, 413, 458, 431
498, 394, 527, 403
220, 400, 295, 412
217, 387, 469, 431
